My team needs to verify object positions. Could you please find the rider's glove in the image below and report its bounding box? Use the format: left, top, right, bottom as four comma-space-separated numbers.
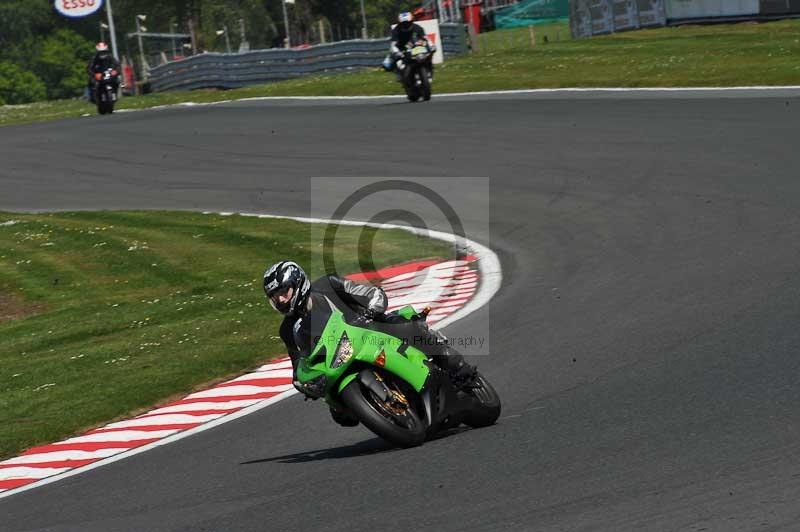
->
352, 308, 375, 328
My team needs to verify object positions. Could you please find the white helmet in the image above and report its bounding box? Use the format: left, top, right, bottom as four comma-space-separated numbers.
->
398, 12, 414, 29
263, 260, 311, 316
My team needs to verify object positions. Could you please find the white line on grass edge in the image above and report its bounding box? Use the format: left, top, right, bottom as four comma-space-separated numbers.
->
114, 85, 800, 114
0, 211, 502, 500
237, 85, 800, 99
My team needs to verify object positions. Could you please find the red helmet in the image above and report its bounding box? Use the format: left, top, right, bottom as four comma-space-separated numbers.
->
96, 42, 109, 52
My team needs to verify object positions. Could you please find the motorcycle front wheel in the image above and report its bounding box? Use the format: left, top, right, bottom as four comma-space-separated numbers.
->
402, 68, 421, 102
340, 370, 427, 447
405, 85, 420, 102
97, 90, 115, 115
419, 66, 432, 101
97, 100, 113, 115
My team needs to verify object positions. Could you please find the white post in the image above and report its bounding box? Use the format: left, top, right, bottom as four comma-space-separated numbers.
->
360, 0, 368, 39
171, 22, 178, 59
239, 18, 249, 51
282, 0, 291, 48
223, 25, 231, 53
136, 15, 148, 81
106, 0, 119, 60
188, 17, 197, 55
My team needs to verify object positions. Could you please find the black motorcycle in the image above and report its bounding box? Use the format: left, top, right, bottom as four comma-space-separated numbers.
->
397, 41, 434, 102
93, 68, 119, 115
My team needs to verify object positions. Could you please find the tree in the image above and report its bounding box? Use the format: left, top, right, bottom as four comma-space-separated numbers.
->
0, 62, 47, 105
309, 0, 408, 40
365, 0, 414, 37
0, 0, 54, 51
0, 0, 418, 103
34, 29, 95, 100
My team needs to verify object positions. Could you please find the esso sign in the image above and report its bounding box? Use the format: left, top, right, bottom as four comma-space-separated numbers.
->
55, 0, 104, 18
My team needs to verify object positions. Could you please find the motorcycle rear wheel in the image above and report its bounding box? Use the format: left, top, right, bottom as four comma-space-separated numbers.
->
463, 373, 502, 428
341, 372, 427, 447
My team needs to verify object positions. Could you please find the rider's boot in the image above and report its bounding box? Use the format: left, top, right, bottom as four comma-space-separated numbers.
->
432, 349, 478, 387
425, 328, 477, 387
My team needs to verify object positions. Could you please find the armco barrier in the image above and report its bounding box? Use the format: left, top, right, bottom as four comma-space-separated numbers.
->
150, 24, 469, 92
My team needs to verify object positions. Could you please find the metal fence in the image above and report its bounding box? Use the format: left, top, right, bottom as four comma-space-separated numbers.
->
570, 0, 800, 38
760, 0, 800, 15
570, 1, 666, 38
150, 24, 469, 93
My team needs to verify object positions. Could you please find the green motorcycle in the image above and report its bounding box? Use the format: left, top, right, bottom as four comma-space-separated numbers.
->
295, 303, 501, 447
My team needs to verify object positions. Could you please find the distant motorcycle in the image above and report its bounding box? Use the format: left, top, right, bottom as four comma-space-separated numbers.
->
396, 41, 434, 102
93, 68, 119, 115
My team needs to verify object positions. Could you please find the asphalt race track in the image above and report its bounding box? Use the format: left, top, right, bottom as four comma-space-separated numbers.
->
2, 91, 800, 531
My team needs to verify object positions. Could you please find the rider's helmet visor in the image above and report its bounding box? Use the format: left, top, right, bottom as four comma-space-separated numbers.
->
269, 286, 293, 306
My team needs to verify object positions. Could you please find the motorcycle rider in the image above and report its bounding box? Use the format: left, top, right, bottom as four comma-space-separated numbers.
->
263, 260, 477, 426
382, 12, 434, 79
87, 42, 121, 103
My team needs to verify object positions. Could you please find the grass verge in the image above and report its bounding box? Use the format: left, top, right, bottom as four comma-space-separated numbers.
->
0, 211, 452, 459
1, 20, 799, 127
